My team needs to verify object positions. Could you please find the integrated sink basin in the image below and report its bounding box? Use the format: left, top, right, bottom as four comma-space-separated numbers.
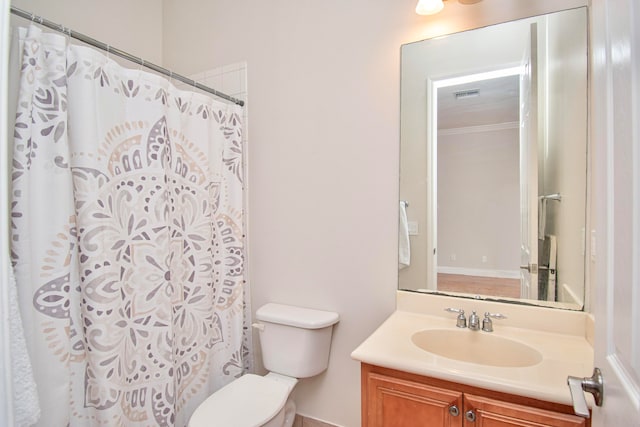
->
411, 329, 543, 367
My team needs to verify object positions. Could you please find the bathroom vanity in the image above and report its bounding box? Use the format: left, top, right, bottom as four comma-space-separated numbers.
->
361, 364, 587, 426
351, 293, 594, 426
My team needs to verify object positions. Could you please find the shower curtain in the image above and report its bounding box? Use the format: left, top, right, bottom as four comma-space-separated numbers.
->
9, 25, 250, 426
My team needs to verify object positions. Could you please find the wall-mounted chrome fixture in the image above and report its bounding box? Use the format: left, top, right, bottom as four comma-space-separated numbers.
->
415, 0, 483, 16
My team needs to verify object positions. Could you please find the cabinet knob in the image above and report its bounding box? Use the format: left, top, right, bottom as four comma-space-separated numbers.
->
448, 405, 460, 417
465, 410, 476, 422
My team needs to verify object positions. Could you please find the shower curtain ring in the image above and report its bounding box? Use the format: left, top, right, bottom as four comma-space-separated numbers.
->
29, 13, 42, 24
58, 24, 70, 44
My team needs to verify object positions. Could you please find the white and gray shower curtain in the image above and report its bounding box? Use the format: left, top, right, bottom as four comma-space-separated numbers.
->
10, 26, 250, 426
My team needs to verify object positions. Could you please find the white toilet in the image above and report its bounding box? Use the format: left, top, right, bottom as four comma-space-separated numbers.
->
188, 303, 340, 427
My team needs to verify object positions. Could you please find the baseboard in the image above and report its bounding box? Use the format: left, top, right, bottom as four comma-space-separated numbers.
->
437, 266, 520, 280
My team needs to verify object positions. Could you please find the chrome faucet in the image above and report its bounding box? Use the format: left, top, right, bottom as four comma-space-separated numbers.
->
482, 312, 507, 332
468, 311, 480, 330
444, 308, 467, 328
445, 308, 507, 331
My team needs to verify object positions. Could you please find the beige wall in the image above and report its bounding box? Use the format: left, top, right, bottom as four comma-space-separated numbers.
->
10, 0, 163, 64
437, 127, 521, 274
542, 10, 588, 305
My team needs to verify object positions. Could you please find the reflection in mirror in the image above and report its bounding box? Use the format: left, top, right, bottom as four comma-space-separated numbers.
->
399, 7, 587, 310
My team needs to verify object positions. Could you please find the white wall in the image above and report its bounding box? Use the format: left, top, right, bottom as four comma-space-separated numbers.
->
162, 1, 587, 425
10, 0, 163, 64
437, 127, 520, 274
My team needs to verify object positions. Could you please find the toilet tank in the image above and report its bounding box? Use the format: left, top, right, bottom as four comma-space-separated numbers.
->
255, 303, 339, 378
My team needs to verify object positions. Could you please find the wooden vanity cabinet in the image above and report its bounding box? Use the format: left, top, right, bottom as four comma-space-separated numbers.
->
364, 367, 463, 426
361, 364, 589, 427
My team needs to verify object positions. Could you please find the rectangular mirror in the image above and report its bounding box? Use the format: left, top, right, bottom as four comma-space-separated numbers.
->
399, 7, 587, 310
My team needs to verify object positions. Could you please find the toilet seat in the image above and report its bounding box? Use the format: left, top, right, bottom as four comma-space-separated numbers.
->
188, 374, 291, 427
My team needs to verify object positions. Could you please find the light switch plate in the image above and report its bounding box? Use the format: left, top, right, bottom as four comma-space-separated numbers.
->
408, 221, 418, 236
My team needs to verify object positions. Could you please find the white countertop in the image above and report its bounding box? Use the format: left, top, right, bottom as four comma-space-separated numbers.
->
351, 293, 594, 407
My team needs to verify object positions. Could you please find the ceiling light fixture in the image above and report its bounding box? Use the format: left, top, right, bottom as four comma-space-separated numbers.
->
415, 0, 445, 16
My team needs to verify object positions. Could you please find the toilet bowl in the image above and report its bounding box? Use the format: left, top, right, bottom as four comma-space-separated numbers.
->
188, 303, 339, 427
188, 373, 297, 427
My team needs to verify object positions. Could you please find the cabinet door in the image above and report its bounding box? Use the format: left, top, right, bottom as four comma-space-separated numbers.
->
365, 372, 463, 427
463, 394, 587, 427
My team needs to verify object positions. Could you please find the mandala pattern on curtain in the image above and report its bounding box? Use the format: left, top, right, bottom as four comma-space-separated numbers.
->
10, 26, 251, 427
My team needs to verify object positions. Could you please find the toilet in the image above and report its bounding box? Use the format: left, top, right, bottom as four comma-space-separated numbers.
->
188, 303, 340, 427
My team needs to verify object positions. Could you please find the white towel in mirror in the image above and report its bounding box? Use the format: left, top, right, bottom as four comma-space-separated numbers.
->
399, 201, 410, 269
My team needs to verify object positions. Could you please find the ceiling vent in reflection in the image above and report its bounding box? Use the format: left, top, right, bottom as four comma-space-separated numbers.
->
454, 89, 480, 99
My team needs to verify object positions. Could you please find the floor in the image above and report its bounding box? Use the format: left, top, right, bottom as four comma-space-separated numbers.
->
437, 273, 521, 298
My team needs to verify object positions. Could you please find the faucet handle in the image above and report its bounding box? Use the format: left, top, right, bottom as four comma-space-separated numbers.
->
482, 312, 507, 332
444, 308, 467, 328
485, 312, 507, 320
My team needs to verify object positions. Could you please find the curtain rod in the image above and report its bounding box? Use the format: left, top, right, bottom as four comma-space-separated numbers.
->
10, 6, 245, 107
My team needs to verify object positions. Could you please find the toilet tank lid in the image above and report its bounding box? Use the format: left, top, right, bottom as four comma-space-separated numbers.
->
256, 303, 339, 329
